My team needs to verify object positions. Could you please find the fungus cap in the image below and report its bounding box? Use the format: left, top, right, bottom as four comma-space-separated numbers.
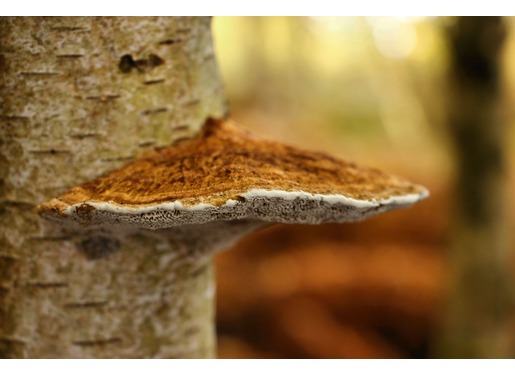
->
37, 118, 428, 229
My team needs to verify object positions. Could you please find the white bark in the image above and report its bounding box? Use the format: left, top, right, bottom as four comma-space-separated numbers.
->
0, 16, 226, 358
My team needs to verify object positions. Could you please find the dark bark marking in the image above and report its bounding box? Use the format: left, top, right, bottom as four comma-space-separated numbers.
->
72, 337, 122, 347
49, 26, 90, 32
0, 253, 20, 261
119, 53, 164, 74
138, 140, 156, 147
85, 95, 120, 101
27, 282, 68, 289
20, 71, 60, 77
56, 54, 85, 59
146, 53, 164, 68
143, 79, 165, 86
141, 107, 167, 115
100, 156, 134, 163
183, 99, 200, 107
118, 54, 135, 73
69, 132, 100, 139
0, 336, 27, 345
175, 28, 191, 34
29, 149, 71, 155
64, 301, 108, 309
158, 39, 183, 45
28, 236, 71, 242
0, 200, 35, 209
0, 115, 30, 121
173, 125, 190, 131
172, 136, 191, 144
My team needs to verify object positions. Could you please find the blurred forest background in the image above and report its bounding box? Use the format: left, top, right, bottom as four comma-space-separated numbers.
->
211, 17, 515, 358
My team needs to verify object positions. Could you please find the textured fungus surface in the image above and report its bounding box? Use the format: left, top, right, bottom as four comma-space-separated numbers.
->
38, 118, 428, 229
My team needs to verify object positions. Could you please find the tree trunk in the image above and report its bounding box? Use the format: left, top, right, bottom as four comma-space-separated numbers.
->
437, 16, 513, 358
0, 16, 226, 358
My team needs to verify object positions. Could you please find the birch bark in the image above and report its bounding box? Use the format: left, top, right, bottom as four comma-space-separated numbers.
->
0, 16, 226, 358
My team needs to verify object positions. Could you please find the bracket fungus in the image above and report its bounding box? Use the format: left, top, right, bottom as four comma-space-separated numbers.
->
38, 118, 428, 256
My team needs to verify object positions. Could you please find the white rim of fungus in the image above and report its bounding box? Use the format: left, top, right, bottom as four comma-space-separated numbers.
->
62, 188, 429, 216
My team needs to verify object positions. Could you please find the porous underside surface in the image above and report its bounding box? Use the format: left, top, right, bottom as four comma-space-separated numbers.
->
38, 118, 428, 229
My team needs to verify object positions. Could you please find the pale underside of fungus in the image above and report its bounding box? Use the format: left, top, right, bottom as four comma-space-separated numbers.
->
38, 118, 428, 255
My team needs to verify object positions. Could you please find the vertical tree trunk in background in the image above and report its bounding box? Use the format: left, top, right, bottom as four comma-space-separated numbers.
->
438, 16, 513, 358
0, 17, 227, 358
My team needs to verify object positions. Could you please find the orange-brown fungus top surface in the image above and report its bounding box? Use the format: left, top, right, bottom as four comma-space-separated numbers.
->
53, 118, 424, 208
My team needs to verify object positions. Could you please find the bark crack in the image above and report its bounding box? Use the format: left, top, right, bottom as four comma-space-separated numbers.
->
0, 115, 31, 121
158, 39, 183, 45
141, 107, 167, 115
0, 200, 35, 209
63, 301, 108, 309
138, 140, 156, 147
56, 54, 85, 59
85, 95, 121, 101
69, 132, 101, 140
28, 236, 71, 242
0, 336, 27, 345
100, 156, 134, 163
20, 71, 60, 77
0, 253, 20, 261
72, 338, 122, 347
29, 149, 71, 155
27, 282, 68, 289
173, 125, 190, 131
143, 79, 165, 85
49, 26, 90, 32
183, 99, 200, 107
